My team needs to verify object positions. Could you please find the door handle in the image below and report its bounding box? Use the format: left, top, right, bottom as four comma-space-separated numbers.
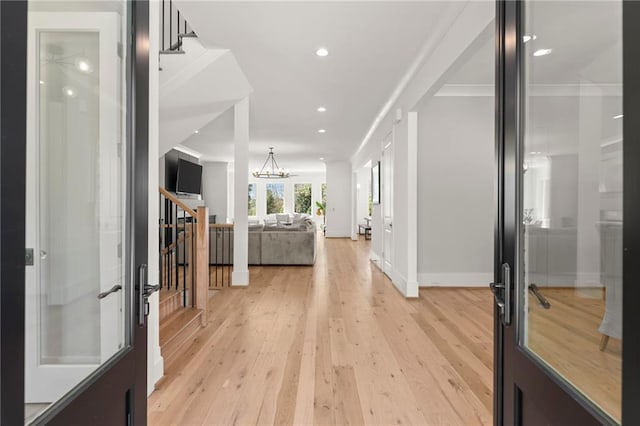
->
490, 263, 511, 326
138, 264, 161, 326
528, 283, 551, 309
98, 284, 122, 299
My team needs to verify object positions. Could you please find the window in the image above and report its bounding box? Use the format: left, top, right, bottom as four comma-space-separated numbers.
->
266, 183, 284, 214
321, 183, 327, 205
248, 184, 256, 216
294, 183, 312, 214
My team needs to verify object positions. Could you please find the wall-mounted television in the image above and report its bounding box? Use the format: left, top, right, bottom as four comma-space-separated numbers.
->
176, 158, 203, 195
164, 150, 179, 192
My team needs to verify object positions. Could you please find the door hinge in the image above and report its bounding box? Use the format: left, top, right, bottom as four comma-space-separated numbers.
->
118, 42, 123, 59
117, 142, 123, 157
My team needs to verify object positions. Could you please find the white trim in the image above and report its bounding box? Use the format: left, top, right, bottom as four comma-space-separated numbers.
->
575, 273, 603, 287
148, 353, 164, 397
232, 269, 250, 286
325, 231, 351, 238
392, 270, 419, 298
407, 111, 418, 298
351, 2, 467, 161
351, 170, 358, 241
435, 83, 622, 98
419, 272, 493, 287
370, 250, 382, 269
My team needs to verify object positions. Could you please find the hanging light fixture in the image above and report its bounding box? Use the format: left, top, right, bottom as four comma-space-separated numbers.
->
252, 147, 292, 178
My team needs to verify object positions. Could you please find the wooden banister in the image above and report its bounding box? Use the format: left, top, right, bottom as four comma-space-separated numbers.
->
210, 223, 234, 229
159, 186, 197, 216
195, 207, 209, 326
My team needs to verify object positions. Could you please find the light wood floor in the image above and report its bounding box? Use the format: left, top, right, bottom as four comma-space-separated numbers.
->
148, 235, 494, 425
527, 288, 621, 422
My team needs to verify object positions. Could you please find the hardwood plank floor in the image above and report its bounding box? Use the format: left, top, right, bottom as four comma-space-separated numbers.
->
148, 235, 494, 425
527, 288, 621, 422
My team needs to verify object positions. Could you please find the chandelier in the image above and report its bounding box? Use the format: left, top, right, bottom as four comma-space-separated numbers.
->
252, 148, 291, 178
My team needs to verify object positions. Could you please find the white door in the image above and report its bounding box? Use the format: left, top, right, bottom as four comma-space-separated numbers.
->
382, 133, 394, 277
25, 12, 125, 403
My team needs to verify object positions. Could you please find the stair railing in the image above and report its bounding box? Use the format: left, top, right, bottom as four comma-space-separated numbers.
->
160, 0, 194, 53
159, 187, 209, 325
210, 224, 233, 288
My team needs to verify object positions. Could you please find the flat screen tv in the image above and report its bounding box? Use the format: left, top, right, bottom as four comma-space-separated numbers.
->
176, 159, 203, 195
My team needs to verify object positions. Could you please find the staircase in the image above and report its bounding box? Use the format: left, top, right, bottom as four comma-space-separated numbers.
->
159, 293, 202, 369
158, 0, 253, 157
158, 187, 210, 372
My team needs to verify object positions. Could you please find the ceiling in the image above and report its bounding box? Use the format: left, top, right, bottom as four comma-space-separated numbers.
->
445, 1, 621, 87
175, 1, 452, 171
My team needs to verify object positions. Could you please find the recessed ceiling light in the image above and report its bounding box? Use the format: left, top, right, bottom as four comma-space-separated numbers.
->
523, 35, 537, 43
319, 157, 325, 161
318, 129, 326, 134
316, 48, 329, 57
613, 114, 623, 120
533, 48, 552, 57
317, 106, 327, 112
62, 86, 77, 98
194, 129, 199, 134
39, 80, 45, 85
75, 58, 93, 73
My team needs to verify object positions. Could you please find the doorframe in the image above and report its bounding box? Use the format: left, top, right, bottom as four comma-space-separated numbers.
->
495, 0, 640, 424
0, 1, 29, 424
381, 128, 394, 279
0, 1, 150, 424
622, 2, 640, 423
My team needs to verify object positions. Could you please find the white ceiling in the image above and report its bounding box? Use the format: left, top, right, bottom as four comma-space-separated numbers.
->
175, 1, 451, 171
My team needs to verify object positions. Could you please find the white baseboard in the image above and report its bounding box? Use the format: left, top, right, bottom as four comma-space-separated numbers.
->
370, 251, 381, 267
575, 272, 603, 287
325, 229, 351, 238
148, 352, 164, 396
392, 271, 419, 298
418, 272, 492, 287
369, 255, 418, 299
232, 269, 250, 286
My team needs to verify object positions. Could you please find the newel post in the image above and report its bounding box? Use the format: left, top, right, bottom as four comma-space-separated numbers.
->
195, 207, 209, 325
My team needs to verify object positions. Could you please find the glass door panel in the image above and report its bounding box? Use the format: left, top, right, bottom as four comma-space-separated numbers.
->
520, 1, 622, 422
25, 2, 129, 423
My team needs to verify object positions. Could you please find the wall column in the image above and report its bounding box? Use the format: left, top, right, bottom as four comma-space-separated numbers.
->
232, 97, 250, 286
351, 171, 358, 240
406, 112, 419, 297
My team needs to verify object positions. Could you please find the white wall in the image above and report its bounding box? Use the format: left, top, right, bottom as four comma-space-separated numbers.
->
351, 1, 495, 296
201, 161, 228, 223
417, 96, 494, 286
325, 161, 352, 238
147, 0, 164, 395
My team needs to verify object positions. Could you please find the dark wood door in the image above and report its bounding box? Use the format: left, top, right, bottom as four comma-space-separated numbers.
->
0, 1, 151, 424
493, 1, 640, 425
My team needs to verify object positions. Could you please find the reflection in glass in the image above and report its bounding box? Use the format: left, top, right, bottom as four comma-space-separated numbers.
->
26, 2, 128, 423
521, 1, 622, 422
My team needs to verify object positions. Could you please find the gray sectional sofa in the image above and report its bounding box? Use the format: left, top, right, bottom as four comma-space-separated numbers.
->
179, 219, 317, 266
